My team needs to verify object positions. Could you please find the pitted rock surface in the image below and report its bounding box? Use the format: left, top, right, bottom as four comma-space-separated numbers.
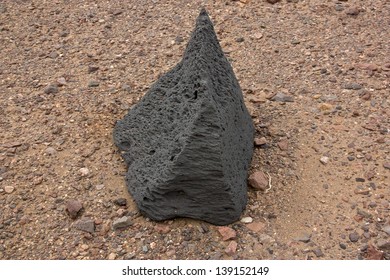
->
113, 8, 254, 225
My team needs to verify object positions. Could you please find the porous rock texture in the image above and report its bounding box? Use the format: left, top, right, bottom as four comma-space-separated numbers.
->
113, 8, 254, 225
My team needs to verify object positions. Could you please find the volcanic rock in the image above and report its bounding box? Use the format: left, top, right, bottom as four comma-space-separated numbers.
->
113, 9, 254, 225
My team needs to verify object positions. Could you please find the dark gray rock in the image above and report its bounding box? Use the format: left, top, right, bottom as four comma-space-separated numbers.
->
270, 92, 294, 102
343, 82, 362, 90
349, 232, 360, 242
74, 218, 95, 233
44, 84, 59, 94
113, 9, 254, 226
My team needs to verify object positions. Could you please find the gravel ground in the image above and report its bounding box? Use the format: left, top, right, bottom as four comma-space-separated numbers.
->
0, 0, 389, 260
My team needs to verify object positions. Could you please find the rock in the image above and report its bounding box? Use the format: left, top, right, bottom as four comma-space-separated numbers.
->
248, 171, 269, 191
74, 217, 95, 233
383, 225, 390, 236
320, 156, 329, 165
240, 216, 253, 224
108, 253, 116, 260
45, 147, 56, 156
95, 184, 105, 190
88, 65, 99, 73
295, 233, 311, 243
344, 83, 362, 90
225, 241, 237, 256
88, 80, 100, 87
349, 232, 360, 242
112, 9, 254, 226
112, 216, 132, 230
383, 162, 390, 170
66, 199, 83, 218
356, 63, 378, 71
254, 137, 267, 146
57, 77, 67, 86
44, 84, 59, 94
259, 234, 275, 244
154, 224, 171, 234
79, 167, 89, 176
246, 222, 266, 233
366, 244, 384, 260
217, 226, 237, 241
4, 186, 14, 194
113, 198, 127, 206
318, 103, 333, 112
270, 92, 294, 102
339, 243, 347, 249
377, 239, 390, 250
345, 7, 360, 16
266, 0, 280, 4
313, 248, 324, 257
277, 139, 289, 151
355, 177, 365, 182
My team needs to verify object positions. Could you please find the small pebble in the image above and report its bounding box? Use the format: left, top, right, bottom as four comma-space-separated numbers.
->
113, 216, 133, 230
74, 218, 95, 233
240, 217, 253, 224
114, 198, 127, 206
66, 199, 83, 218
88, 80, 100, 87
349, 232, 360, 242
340, 243, 347, 249
320, 156, 329, 165
344, 83, 362, 90
96, 184, 105, 190
225, 241, 237, 256
45, 147, 56, 156
4, 186, 14, 194
88, 65, 99, 73
44, 84, 59, 94
79, 167, 90, 176
382, 225, 390, 236
313, 248, 324, 257
108, 253, 116, 260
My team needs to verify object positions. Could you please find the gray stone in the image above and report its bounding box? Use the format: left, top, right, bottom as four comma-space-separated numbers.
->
66, 199, 83, 219
113, 216, 133, 230
270, 92, 294, 102
295, 233, 312, 243
88, 80, 100, 87
74, 218, 95, 233
44, 84, 59, 94
349, 232, 360, 242
344, 83, 362, 90
377, 239, 390, 250
113, 9, 254, 226
383, 225, 390, 236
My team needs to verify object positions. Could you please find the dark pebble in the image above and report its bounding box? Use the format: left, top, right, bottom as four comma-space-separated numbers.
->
88, 65, 99, 73
114, 198, 127, 206
347, 156, 355, 161
340, 243, 347, 249
88, 81, 100, 87
313, 248, 324, 257
349, 232, 360, 242
344, 83, 362, 90
44, 84, 59, 94
355, 177, 365, 182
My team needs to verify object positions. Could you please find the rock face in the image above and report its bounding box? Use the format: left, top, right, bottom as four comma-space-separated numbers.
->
113, 8, 254, 225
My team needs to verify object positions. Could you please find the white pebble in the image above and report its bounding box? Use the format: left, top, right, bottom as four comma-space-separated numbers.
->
240, 217, 253, 224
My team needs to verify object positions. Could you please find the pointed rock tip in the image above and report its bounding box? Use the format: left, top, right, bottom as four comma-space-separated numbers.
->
199, 7, 209, 16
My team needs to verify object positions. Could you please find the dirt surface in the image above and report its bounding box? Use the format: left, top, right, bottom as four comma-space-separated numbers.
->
0, 0, 389, 260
